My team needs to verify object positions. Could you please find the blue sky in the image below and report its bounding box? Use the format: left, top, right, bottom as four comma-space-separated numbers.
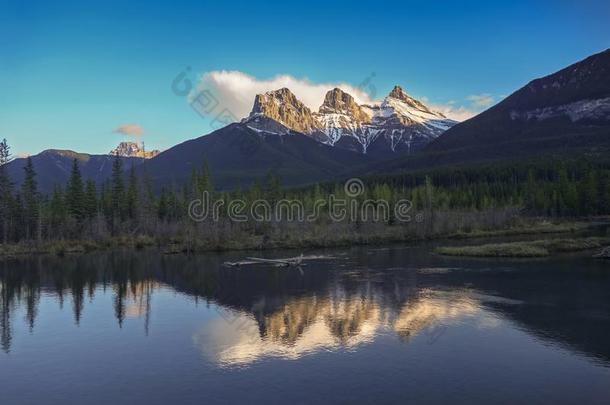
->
1, 0, 609, 157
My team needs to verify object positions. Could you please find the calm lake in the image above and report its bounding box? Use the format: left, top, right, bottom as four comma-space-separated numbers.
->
1, 244, 609, 404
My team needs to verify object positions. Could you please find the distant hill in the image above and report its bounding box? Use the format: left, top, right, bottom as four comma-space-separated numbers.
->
6, 150, 144, 193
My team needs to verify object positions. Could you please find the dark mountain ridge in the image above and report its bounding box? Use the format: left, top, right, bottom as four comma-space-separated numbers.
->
360, 49, 610, 176
427, 48, 610, 156
6, 150, 144, 193
137, 118, 371, 191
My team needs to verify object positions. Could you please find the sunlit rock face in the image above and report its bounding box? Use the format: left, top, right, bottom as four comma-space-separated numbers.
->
110, 142, 160, 159
193, 287, 491, 368
243, 86, 457, 156
248, 88, 323, 135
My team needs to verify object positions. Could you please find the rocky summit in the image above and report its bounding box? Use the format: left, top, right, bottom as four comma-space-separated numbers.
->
249, 88, 322, 135
110, 142, 160, 159
243, 85, 456, 157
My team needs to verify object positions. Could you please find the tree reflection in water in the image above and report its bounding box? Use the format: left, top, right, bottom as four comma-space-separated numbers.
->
1, 248, 610, 369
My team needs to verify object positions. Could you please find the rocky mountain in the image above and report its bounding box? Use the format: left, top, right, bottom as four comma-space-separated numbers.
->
250, 88, 322, 135
12, 50, 610, 194
6, 150, 145, 193
137, 117, 370, 191
426, 48, 610, 161
148, 49, 610, 188
359, 49, 610, 175
110, 142, 160, 159
243, 86, 456, 158
5, 86, 452, 192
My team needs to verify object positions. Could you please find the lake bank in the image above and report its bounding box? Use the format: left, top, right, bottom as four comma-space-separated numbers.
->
0, 219, 605, 258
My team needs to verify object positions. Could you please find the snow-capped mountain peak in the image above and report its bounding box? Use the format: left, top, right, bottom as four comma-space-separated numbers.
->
386, 85, 438, 115
243, 84, 457, 157
377, 86, 453, 129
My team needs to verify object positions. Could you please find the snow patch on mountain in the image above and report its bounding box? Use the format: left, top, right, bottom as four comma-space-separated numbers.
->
509, 97, 610, 122
243, 86, 457, 155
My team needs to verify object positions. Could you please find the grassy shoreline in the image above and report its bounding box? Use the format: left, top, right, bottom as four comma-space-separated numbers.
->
0, 219, 604, 258
435, 237, 610, 258
444, 220, 591, 239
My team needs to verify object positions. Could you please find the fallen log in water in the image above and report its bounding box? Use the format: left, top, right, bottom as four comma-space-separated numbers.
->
593, 246, 610, 259
223, 254, 334, 268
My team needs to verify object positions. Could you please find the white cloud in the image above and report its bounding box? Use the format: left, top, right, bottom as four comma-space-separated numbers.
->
466, 93, 495, 108
422, 96, 478, 121
429, 103, 479, 121
431, 93, 498, 121
189, 70, 495, 123
193, 70, 377, 120
113, 124, 144, 137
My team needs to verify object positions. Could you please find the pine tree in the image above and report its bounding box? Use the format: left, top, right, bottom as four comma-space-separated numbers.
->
21, 157, 39, 240
49, 184, 67, 231
201, 160, 213, 193
247, 181, 262, 205
191, 160, 213, 198
142, 174, 156, 225
158, 188, 168, 220
424, 176, 434, 211
580, 171, 598, 215
0, 139, 14, 243
524, 169, 537, 213
557, 167, 577, 216
12, 193, 24, 241
190, 167, 199, 199
599, 171, 610, 215
111, 155, 124, 220
167, 186, 178, 221
84, 180, 98, 219
66, 159, 85, 220
126, 165, 138, 220
100, 182, 113, 219
265, 170, 282, 207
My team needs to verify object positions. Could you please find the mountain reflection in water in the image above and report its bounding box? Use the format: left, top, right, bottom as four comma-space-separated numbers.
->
194, 290, 490, 367
1, 247, 609, 370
